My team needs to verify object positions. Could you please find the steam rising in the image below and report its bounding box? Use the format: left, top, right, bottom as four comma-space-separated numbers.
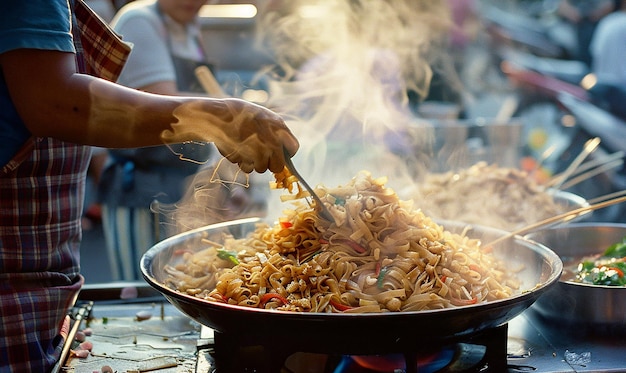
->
170, 0, 454, 231
260, 0, 449, 107
258, 0, 451, 218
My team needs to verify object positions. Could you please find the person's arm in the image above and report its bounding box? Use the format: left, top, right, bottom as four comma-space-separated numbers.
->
139, 79, 213, 97
0, 48, 298, 173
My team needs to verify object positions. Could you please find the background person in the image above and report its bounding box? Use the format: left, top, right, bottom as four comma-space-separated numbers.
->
588, 0, 626, 120
557, 0, 616, 66
589, 0, 626, 86
0, 1, 298, 371
99, 0, 261, 281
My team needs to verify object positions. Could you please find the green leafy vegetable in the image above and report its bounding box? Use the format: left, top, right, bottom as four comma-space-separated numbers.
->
217, 248, 239, 266
602, 236, 626, 258
576, 235, 626, 286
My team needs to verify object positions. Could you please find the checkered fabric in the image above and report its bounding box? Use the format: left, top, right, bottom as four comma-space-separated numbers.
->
73, 0, 132, 82
1, 0, 131, 177
0, 1, 130, 371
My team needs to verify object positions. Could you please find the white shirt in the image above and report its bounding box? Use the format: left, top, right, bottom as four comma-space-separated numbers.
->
110, 0, 204, 89
590, 11, 626, 86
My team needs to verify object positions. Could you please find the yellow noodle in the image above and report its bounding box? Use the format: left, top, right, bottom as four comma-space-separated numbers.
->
412, 162, 577, 231
164, 171, 520, 313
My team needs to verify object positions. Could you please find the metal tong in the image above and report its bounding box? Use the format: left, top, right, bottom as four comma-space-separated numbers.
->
283, 147, 333, 221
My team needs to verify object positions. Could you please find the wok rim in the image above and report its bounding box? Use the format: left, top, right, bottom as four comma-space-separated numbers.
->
140, 217, 563, 322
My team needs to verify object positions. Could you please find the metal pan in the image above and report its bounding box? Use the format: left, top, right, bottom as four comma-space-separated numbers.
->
141, 217, 561, 349
526, 223, 626, 327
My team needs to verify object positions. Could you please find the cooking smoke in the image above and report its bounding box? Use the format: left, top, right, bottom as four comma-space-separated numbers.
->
169, 0, 454, 232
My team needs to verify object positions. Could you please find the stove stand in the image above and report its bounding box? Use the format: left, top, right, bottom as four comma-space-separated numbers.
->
196, 324, 509, 373
62, 291, 626, 373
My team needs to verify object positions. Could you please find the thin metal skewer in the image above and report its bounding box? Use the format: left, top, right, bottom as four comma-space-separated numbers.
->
547, 137, 600, 189
485, 195, 626, 247
559, 158, 623, 190
562, 150, 624, 180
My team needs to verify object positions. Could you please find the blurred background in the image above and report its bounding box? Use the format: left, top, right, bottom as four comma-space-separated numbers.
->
80, 0, 626, 283
63, 2, 626, 372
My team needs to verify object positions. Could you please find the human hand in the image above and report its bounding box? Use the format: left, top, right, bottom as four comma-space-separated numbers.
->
213, 98, 299, 174
163, 98, 299, 174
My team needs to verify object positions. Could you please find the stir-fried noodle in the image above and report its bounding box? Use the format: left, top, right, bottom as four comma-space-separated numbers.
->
411, 162, 574, 231
163, 171, 520, 313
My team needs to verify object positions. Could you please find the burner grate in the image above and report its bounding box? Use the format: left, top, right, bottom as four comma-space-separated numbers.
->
196, 324, 509, 373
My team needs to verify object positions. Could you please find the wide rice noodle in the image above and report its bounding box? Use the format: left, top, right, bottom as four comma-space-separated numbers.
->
412, 162, 571, 231
163, 170, 520, 313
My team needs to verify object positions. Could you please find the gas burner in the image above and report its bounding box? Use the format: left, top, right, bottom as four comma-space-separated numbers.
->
60, 291, 626, 373
196, 324, 508, 373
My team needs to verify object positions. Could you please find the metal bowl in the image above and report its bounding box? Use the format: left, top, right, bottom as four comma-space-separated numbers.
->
526, 223, 626, 327
551, 189, 589, 211
549, 188, 591, 223
141, 217, 562, 348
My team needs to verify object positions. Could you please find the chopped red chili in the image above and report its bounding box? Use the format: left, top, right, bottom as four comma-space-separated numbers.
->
279, 220, 293, 229
259, 292, 289, 307
329, 298, 354, 312
375, 261, 382, 276
450, 297, 478, 306
338, 238, 367, 253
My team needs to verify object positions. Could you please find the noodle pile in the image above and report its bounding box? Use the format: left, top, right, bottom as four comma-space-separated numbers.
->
163, 171, 520, 313
412, 162, 576, 231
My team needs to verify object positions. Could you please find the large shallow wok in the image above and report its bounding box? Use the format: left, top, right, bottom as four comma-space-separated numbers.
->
141, 217, 562, 353
527, 223, 626, 328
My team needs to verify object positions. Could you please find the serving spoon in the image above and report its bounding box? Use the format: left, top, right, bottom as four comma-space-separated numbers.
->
282, 147, 333, 221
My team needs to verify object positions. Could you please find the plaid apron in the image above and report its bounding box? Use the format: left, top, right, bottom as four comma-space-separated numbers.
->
0, 1, 130, 371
